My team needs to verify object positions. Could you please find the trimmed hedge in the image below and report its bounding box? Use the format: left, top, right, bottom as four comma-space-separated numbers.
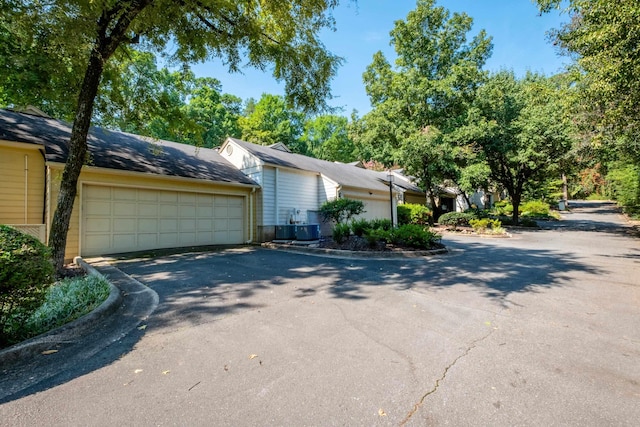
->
0, 225, 55, 347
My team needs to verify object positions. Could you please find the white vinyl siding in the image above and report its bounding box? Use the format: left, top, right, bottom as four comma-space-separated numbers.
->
82, 185, 244, 256
262, 167, 276, 224
276, 168, 318, 224
319, 176, 338, 205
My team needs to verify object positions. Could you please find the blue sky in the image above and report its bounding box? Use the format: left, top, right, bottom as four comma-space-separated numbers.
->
191, 0, 569, 116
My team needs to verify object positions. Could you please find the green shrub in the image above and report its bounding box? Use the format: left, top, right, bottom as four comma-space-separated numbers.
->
389, 224, 441, 249
332, 223, 351, 244
370, 218, 393, 231
521, 200, 550, 217
492, 201, 513, 216
398, 203, 432, 226
397, 205, 411, 225
351, 218, 371, 237
469, 218, 504, 234
0, 225, 55, 347
320, 198, 365, 224
364, 228, 389, 248
606, 164, 640, 214
19, 274, 110, 342
438, 212, 474, 229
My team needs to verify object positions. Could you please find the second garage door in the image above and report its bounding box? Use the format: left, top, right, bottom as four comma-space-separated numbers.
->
82, 185, 244, 256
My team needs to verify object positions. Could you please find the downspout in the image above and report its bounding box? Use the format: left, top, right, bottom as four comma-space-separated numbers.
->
246, 187, 256, 243
40, 149, 47, 225
275, 167, 279, 224
24, 155, 28, 223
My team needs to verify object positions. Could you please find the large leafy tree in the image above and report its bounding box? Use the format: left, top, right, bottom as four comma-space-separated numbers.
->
1, 0, 342, 272
238, 93, 306, 153
353, 0, 492, 214
537, 0, 640, 210
456, 71, 574, 224
301, 114, 356, 162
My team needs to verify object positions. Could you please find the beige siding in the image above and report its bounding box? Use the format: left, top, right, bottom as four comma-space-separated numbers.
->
0, 143, 45, 224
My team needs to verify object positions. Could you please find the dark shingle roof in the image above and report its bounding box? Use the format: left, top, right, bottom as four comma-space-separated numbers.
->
228, 137, 395, 193
0, 109, 257, 186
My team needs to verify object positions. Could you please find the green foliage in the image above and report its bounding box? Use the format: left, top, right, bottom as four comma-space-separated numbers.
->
521, 200, 551, 217
364, 228, 389, 248
538, 0, 640, 164
456, 71, 575, 224
352, 0, 493, 204
332, 223, 351, 244
606, 164, 640, 214
350, 219, 370, 237
0, 226, 55, 347
319, 198, 366, 224
301, 115, 357, 162
437, 212, 475, 228
397, 203, 432, 226
238, 94, 306, 153
369, 218, 393, 231
388, 224, 441, 249
18, 274, 110, 344
469, 218, 504, 234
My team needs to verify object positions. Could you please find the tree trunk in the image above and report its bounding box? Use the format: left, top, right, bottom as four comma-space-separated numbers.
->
49, 51, 105, 273
562, 173, 569, 207
511, 192, 521, 225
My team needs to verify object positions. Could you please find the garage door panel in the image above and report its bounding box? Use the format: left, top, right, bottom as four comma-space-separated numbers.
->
160, 205, 177, 217
113, 234, 136, 248
83, 185, 244, 256
159, 233, 178, 245
114, 202, 134, 216
180, 219, 195, 231
160, 219, 178, 231
114, 188, 136, 200
85, 218, 110, 233
179, 205, 196, 217
179, 232, 196, 244
138, 203, 158, 216
138, 218, 158, 233
85, 200, 111, 215
138, 233, 158, 247
114, 218, 136, 233
138, 190, 158, 202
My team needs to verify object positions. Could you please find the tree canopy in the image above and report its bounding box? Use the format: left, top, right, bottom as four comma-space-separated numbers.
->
1, 0, 344, 272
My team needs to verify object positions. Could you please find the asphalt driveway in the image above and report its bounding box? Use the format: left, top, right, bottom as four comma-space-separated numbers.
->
1, 201, 639, 425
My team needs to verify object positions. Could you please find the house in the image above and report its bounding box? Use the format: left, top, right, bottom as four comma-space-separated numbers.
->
0, 109, 259, 261
219, 138, 411, 241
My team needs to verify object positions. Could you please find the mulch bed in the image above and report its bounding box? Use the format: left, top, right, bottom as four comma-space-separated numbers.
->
317, 235, 445, 252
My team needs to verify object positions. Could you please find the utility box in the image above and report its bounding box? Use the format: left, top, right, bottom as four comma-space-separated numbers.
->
275, 225, 296, 240
295, 224, 320, 241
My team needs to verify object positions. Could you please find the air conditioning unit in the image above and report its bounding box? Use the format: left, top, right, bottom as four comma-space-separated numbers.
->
295, 224, 320, 241
275, 225, 296, 240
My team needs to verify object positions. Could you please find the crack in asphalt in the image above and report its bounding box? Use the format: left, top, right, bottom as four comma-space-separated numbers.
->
399, 324, 499, 426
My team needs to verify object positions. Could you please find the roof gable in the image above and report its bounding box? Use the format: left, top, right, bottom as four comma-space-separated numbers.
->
0, 109, 257, 186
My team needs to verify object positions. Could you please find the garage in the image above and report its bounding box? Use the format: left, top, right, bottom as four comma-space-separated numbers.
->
82, 184, 245, 256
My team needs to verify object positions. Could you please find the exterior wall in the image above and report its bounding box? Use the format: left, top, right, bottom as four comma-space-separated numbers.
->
47, 164, 254, 262
404, 193, 427, 205
341, 187, 395, 223
319, 175, 339, 205
0, 142, 46, 228
276, 168, 318, 225
262, 167, 276, 225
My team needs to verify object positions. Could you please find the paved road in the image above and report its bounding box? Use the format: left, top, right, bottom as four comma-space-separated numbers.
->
1, 201, 639, 425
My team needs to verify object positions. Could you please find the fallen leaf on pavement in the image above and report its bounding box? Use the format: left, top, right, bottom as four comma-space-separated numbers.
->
41, 349, 58, 355
249, 354, 258, 359
137, 324, 147, 330
162, 370, 170, 375
134, 369, 143, 374
378, 409, 387, 417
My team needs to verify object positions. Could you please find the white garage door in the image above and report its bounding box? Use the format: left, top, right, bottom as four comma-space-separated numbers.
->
82, 185, 244, 256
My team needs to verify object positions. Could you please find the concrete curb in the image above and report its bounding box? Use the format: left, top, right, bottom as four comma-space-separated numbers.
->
0, 257, 150, 364
261, 242, 448, 259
